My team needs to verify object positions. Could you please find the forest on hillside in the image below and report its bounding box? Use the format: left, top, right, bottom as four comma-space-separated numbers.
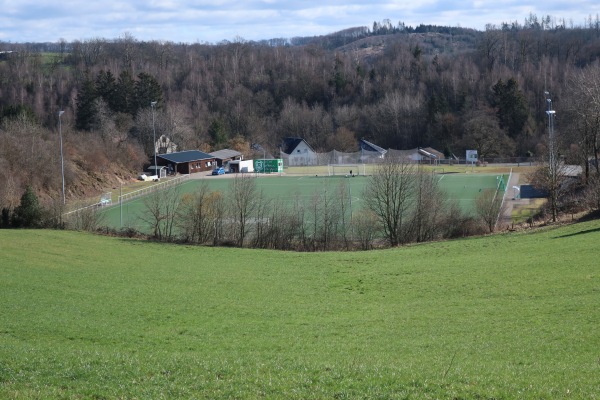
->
1, 14, 600, 209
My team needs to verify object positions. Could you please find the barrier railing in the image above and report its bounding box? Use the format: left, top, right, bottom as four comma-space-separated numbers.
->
117, 174, 190, 204
61, 174, 190, 218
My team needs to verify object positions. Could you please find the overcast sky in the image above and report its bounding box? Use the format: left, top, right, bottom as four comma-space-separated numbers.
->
1, 0, 599, 44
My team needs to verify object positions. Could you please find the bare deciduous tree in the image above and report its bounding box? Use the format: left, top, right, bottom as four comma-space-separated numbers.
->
373, 91, 424, 149
335, 180, 352, 249
410, 170, 448, 242
475, 188, 504, 233
462, 108, 515, 158
364, 157, 417, 246
351, 210, 379, 250
229, 175, 259, 247
179, 182, 225, 244
584, 174, 600, 211
65, 205, 105, 232
140, 185, 183, 241
528, 154, 568, 223
565, 65, 600, 182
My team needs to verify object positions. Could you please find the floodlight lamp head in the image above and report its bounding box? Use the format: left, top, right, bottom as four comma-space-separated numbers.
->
151, 101, 157, 107
58, 110, 64, 117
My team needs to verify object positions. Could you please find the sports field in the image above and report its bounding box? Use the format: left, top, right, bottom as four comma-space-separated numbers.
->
99, 173, 509, 232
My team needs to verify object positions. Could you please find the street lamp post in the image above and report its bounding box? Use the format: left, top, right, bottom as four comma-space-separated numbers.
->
151, 101, 158, 178
58, 110, 65, 205
544, 92, 556, 174
544, 91, 559, 222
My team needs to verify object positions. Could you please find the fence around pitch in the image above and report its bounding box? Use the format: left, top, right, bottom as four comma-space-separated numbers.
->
280, 149, 536, 167
61, 192, 112, 218
117, 174, 190, 204
61, 175, 191, 218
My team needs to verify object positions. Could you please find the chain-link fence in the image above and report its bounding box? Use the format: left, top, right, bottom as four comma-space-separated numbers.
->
280, 148, 536, 167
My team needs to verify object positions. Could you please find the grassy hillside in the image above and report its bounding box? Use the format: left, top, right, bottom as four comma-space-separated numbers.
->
1, 222, 599, 399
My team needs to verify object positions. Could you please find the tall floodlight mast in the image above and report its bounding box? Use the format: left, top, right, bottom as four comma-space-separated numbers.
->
58, 110, 66, 204
151, 101, 158, 178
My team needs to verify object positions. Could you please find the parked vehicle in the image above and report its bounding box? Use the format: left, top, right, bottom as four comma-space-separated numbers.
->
211, 167, 225, 175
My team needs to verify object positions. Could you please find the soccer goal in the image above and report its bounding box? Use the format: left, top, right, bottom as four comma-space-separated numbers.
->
328, 164, 366, 177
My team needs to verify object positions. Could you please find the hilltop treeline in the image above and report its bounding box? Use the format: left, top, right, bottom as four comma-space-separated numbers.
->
1, 14, 600, 208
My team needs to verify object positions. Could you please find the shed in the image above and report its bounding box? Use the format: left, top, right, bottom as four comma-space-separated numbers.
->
146, 165, 167, 179
209, 149, 243, 168
229, 159, 254, 173
157, 150, 216, 175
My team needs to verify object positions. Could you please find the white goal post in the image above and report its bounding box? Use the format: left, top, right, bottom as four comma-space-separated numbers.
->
328, 164, 366, 177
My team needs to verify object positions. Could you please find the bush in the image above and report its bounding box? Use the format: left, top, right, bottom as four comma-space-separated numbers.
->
12, 186, 42, 228
0, 208, 10, 228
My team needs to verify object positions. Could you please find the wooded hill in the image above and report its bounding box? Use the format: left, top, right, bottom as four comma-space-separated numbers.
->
1, 15, 600, 207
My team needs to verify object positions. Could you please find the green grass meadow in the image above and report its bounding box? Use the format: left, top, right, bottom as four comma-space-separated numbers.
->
100, 173, 508, 232
1, 221, 599, 398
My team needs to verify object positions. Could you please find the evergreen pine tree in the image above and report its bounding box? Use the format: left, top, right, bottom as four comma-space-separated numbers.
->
12, 186, 42, 228
134, 72, 163, 115
95, 70, 118, 111
0, 208, 10, 228
492, 78, 529, 138
208, 118, 229, 147
75, 78, 98, 131
114, 70, 137, 116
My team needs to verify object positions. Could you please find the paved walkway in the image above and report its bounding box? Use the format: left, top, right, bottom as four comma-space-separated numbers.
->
498, 172, 533, 229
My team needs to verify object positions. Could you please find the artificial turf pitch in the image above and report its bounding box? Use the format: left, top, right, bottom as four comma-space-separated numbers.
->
99, 173, 509, 232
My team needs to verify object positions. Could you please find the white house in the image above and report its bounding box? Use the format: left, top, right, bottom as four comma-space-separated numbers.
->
280, 137, 317, 166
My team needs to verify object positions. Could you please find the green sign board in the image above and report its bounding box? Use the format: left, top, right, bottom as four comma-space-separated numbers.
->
254, 159, 283, 173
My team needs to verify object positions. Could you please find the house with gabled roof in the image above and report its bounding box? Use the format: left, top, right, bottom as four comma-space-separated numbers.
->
156, 150, 216, 175
359, 138, 387, 161
280, 137, 317, 166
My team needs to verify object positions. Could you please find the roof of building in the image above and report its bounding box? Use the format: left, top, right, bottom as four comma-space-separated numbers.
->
209, 149, 242, 160
157, 150, 214, 163
419, 147, 444, 159
387, 149, 418, 159
386, 147, 444, 160
359, 138, 387, 154
281, 137, 314, 154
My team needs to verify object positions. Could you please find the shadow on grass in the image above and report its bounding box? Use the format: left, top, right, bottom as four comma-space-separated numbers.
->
552, 211, 600, 239
553, 227, 600, 239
